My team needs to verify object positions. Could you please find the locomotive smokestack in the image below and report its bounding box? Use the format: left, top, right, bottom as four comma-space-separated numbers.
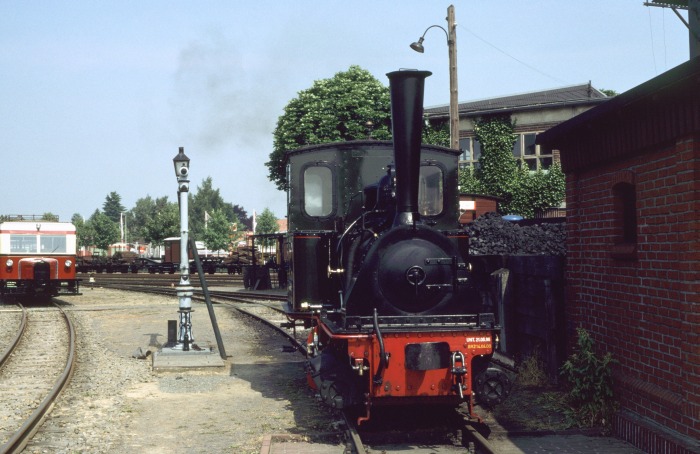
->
386, 69, 431, 226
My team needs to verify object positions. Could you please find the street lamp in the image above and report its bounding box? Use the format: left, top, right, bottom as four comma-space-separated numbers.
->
411, 4, 459, 151
172, 146, 194, 350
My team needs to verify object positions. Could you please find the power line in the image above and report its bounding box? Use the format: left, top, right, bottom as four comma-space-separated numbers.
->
457, 24, 569, 85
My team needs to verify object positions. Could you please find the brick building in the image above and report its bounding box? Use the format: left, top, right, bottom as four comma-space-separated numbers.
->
537, 57, 700, 452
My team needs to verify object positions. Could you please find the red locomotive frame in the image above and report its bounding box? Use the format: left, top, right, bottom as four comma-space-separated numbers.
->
306, 318, 497, 424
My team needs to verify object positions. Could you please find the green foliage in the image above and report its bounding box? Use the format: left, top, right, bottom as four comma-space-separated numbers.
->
129, 196, 160, 243
143, 202, 179, 246
41, 212, 59, 221
188, 177, 240, 240
560, 328, 618, 429
255, 208, 279, 247
87, 210, 120, 252
459, 115, 565, 218
458, 165, 484, 194
422, 120, 450, 147
201, 209, 236, 252
102, 191, 126, 223
473, 116, 519, 200
508, 163, 566, 218
72, 213, 92, 250
267, 65, 392, 190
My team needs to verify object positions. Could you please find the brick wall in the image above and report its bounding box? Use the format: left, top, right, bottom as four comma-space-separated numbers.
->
565, 132, 700, 448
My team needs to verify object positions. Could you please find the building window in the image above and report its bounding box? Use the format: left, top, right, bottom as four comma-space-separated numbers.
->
458, 137, 481, 170
611, 181, 637, 259
513, 132, 553, 170
460, 132, 554, 171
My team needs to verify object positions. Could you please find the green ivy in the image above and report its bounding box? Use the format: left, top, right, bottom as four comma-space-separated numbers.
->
458, 115, 566, 218
422, 119, 450, 147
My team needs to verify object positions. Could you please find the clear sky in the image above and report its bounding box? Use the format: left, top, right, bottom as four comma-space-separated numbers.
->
0, 1, 691, 223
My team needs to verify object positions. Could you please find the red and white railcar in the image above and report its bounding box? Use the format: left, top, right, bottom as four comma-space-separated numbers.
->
0, 221, 81, 299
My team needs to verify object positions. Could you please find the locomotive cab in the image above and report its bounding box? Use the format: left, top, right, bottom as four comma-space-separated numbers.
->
284, 141, 467, 315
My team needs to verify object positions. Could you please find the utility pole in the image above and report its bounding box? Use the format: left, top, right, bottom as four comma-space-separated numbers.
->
410, 5, 460, 150
645, 0, 700, 59
447, 5, 459, 151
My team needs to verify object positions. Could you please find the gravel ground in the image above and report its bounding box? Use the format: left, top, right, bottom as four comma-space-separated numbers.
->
20, 287, 335, 454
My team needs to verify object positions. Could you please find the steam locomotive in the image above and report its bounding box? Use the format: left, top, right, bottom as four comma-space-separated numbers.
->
0, 219, 81, 299
284, 69, 508, 424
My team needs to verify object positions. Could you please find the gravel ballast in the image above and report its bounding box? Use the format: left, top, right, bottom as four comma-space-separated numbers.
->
21, 287, 333, 454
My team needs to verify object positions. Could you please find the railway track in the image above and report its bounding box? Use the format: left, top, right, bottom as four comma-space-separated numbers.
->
0, 302, 76, 454
96, 274, 497, 453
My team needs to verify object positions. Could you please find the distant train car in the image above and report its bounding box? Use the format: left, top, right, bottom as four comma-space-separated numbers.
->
0, 220, 81, 299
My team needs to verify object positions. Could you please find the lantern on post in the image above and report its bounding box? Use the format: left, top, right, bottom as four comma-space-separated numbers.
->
172, 147, 194, 350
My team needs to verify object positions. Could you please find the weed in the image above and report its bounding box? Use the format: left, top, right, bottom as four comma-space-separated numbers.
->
517, 348, 549, 388
560, 328, 618, 430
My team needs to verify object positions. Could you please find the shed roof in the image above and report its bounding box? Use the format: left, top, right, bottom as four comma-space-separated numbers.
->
424, 83, 609, 119
537, 57, 700, 172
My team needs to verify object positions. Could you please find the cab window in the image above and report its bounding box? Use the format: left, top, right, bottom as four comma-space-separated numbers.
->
41, 235, 67, 253
418, 166, 443, 216
303, 166, 333, 217
11, 234, 38, 253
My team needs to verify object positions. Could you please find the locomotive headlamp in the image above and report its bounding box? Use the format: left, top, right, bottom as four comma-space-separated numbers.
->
172, 146, 190, 180
5, 259, 13, 268
65, 259, 72, 268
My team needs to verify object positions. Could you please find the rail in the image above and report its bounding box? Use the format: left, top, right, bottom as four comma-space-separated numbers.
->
0, 303, 76, 454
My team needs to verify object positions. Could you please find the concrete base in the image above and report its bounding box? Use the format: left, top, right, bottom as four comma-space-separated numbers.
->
152, 345, 225, 370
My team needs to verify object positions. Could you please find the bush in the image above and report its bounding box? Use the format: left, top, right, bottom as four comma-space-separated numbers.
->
560, 328, 618, 429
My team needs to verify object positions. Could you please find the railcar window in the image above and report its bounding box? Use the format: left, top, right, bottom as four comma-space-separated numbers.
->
41, 235, 67, 253
10, 235, 38, 253
304, 166, 332, 217
418, 166, 443, 216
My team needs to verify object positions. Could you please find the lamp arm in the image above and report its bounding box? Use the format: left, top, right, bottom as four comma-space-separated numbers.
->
419, 24, 449, 44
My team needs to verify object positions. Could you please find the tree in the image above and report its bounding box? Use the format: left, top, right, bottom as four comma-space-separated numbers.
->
201, 209, 235, 253
144, 201, 179, 246
255, 208, 279, 247
41, 212, 59, 222
87, 210, 120, 252
267, 65, 393, 190
232, 204, 252, 230
189, 177, 241, 240
129, 196, 158, 243
102, 191, 126, 223
72, 213, 93, 250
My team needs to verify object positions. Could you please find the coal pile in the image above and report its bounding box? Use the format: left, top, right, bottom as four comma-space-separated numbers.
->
465, 212, 566, 256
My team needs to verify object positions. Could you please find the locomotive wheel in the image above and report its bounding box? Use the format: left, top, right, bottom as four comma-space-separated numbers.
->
307, 350, 360, 410
474, 367, 511, 407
